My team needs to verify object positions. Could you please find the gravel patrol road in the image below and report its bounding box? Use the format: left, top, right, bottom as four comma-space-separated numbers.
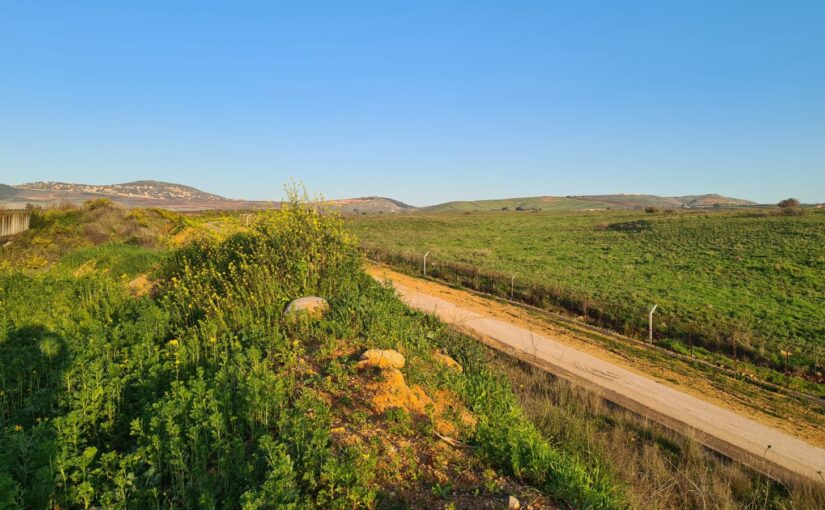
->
370, 266, 825, 485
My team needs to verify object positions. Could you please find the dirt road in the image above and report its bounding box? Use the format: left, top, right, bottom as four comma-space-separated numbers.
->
370, 266, 825, 484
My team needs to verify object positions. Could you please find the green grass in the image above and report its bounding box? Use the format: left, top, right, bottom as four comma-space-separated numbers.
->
349, 208, 825, 381
496, 357, 825, 509
56, 243, 168, 278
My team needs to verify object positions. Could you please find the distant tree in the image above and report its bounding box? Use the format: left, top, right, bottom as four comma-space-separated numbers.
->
515, 206, 526, 211
644, 206, 659, 214
778, 198, 800, 209
778, 197, 804, 216
501, 207, 510, 211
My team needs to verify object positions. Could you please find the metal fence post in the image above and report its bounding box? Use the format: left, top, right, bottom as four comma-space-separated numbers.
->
423, 251, 430, 277
649, 304, 658, 343
511, 272, 519, 300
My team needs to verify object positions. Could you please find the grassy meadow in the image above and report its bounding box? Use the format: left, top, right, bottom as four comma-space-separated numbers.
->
350, 208, 825, 388
1, 198, 823, 509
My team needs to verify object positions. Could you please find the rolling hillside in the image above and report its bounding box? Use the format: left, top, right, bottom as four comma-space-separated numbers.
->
421, 194, 754, 213
0, 181, 413, 213
1, 181, 278, 211
573, 193, 755, 209
2, 180, 755, 215
327, 196, 415, 214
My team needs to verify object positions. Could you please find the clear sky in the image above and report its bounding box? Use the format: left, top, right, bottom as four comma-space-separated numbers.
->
1, 1, 823, 205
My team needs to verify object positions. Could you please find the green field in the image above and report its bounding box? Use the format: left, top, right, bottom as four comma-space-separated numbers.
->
350, 208, 825, 381
420, 196, 616, 213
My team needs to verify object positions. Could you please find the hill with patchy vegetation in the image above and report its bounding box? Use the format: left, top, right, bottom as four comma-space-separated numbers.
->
1, 180, 277, 211
1, 182, 414, 214
327, 196, 415, 214
420, 194, 754, 213
2, 180, 755, 215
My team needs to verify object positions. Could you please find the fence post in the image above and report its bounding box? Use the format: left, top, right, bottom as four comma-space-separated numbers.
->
649, 304, 658, 343
511, 272, 519, 300
423, 251, 430, 277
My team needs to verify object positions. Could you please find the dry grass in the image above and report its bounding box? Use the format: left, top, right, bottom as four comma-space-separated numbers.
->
492, 354, 825, 509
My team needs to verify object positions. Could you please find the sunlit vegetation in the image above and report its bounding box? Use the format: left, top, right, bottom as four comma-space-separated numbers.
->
3, 197, 822, 508
350, 209, 825, 391
495, 355, 825, 509
1, 196, 622, 509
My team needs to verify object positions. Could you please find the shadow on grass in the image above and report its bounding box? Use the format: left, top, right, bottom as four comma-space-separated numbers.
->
0, 324, 69, 509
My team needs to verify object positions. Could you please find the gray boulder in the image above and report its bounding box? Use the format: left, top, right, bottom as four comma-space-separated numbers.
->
284, 296, 329, 319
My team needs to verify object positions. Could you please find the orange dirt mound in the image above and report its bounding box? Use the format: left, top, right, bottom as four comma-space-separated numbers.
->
368, 368, 433, 415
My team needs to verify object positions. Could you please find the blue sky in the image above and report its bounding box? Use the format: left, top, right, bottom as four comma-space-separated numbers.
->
1, 1, 823, 205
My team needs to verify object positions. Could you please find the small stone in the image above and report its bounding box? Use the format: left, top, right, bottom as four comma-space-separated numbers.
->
284, 296, 329, 319
357, 349, 405, 369
433, 351, 463, 372
508, 495, 521, 509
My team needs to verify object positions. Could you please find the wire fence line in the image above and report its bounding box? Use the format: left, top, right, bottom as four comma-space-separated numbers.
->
364, 246, 825, 408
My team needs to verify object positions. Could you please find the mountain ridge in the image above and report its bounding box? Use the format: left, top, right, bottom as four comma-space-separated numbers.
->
420, 193, 755, 213
1, 180, 755, 213
1, 181, 416, 213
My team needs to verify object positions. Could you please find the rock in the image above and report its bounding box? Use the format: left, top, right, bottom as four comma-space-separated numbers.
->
508, 495, 521, 509
433, 351, 462, 372
284, 296, 329, 319
357, 349, 405, 369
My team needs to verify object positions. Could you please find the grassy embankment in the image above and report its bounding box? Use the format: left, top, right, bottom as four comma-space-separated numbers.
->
496, 355, 825, 509
350, 208, 825, 396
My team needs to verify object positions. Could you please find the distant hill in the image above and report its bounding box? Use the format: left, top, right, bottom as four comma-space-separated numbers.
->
422, 194, 754, 213
1, 180, 755, 214
572, 194, 754, 209
18, 180, 226, 202
328, 196, 415, 214
0, 181, 415, 213
1, 180, 274, 211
